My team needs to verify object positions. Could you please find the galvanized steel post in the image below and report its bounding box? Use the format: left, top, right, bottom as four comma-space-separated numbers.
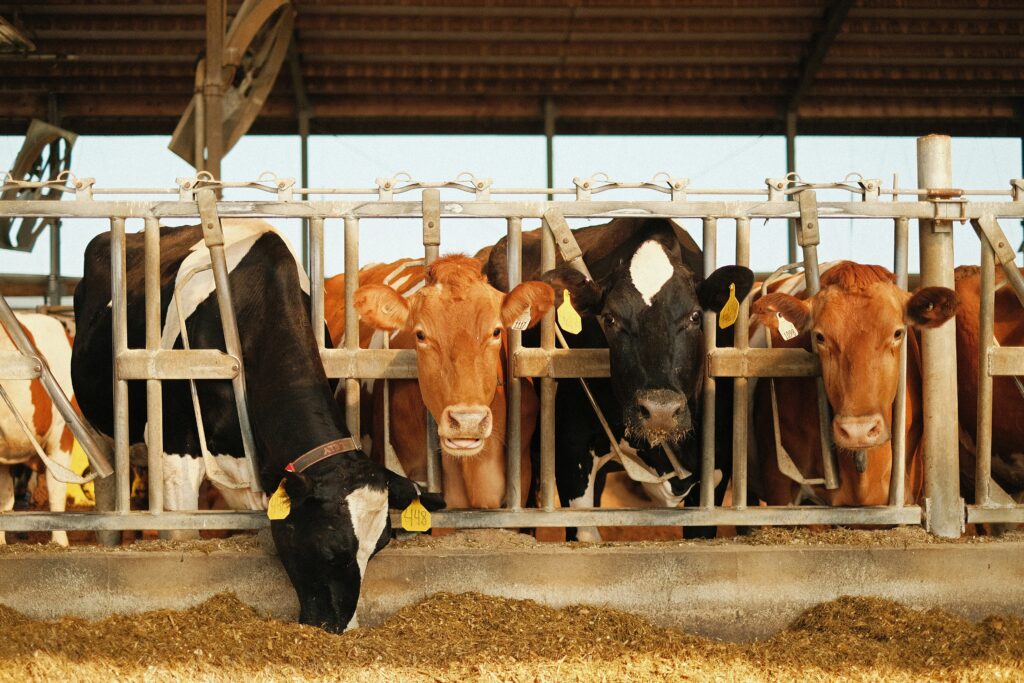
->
700, 217, 717, 509
109, 217, 131, 514
889, 216, 909, 507
916, 134, 963, 537
731, 217, 750, 509
422, 190, 442, 493
505, 216, 523, 510
539, 216, 557, 511
144, 217, 164, 514
343, 216, 360, 439
309, 217, 325, 350
975, 238, 995, 507
203, 0, 225, 181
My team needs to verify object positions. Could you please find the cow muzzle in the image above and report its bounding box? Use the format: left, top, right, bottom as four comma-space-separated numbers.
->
438, 404, 493, 457
625, 389, 691, 446
832, 413, 889, 450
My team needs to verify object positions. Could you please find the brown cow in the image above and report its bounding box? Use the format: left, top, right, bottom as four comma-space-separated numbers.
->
751, 261, 958, 507
952, 265, 1024, 504
325, 255, 554, 509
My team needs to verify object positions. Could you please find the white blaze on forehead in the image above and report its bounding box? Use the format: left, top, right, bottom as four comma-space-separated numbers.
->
629, 240, 674, 306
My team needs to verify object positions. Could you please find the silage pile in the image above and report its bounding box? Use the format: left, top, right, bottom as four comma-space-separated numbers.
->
1, 592, 1022, 682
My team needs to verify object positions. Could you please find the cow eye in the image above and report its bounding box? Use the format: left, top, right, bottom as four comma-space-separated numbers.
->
894, 328, 905, 341
814, 331, 826, 345
689, 310, 701, 324
492, 327, 502, 338
415, 330, 426, 342
602, 313, 616, 327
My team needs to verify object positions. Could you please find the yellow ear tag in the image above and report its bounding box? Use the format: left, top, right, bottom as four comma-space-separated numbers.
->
401, 498, 431, 532
718, 283, 739, 329
557, 290, 583, 334
267, 479, 291, 520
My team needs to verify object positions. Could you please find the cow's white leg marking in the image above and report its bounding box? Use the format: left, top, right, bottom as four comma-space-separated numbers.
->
344, 485, 389, 631
161, 454, 206, 540
207, 454, 266, 510
569, 452, 602, 543
0, 465, 12, 545
629, 240, 674, 306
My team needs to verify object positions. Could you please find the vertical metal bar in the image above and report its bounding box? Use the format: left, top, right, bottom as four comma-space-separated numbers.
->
421, 190, 442, 493
539, 218, 556, 511
785, 109, 798, 265
47, 223, 60, 305
343, 217, 360, 439
299, 114, 311, 272
700, 217, 717, 509
109, 217, 131, 514
505, 216, 523, 510
976, 239, 995, 507
917, 134, 963, 538
731, 217, 749, 509
889, 216, 909, 507
309, 217, 325, 349
801, 236, 840, 491
203, 0, 225, 182
544, 97, 556, 201
143, 217, 164, 514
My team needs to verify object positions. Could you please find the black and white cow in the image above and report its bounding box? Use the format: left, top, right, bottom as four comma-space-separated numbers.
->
72, 219, 442, 632
483, 217, 752, 540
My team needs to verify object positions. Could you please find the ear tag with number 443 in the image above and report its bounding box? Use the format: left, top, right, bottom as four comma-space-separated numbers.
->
777, 312, 799, 341
718, 283, 739, 329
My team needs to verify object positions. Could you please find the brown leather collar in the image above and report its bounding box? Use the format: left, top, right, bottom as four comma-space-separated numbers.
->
285, 437, 361, 473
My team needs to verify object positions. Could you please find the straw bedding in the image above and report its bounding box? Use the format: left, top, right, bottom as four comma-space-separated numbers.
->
1, 591, 1021, 682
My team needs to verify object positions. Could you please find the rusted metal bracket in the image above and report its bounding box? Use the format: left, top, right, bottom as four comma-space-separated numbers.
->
422, 189, 441, 251
542, 207, 590, 279
796, 189, 820, 247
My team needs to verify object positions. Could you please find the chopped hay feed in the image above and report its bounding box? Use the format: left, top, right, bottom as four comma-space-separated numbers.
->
1, 591, 1022, 682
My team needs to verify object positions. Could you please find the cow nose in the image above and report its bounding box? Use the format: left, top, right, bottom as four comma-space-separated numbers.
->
637, 396, 684, 433
832, 414, 888, 449
443, 407, 492, 436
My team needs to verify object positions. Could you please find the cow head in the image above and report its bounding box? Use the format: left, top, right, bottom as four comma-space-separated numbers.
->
753, 261, 958, 450
544, 237, 753, 447
355, 255, 554, 457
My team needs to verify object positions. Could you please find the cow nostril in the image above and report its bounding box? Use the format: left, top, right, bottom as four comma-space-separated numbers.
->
671, 404, 683, 418
638, 404, 651, 420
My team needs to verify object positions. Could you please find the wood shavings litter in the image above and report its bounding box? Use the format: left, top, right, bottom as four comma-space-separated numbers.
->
1, 591, 1021, 682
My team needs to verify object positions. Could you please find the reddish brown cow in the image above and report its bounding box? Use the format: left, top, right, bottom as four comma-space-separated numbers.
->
325, 255, 553, 509
952, 265, 1024, 503
751, 261, 958, 507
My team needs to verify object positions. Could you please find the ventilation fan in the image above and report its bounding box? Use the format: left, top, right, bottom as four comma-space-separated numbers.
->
169, 0, 295, 168
0, 119, 76, 252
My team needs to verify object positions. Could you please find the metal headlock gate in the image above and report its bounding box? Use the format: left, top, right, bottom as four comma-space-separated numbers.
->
0, 135, 1022, 539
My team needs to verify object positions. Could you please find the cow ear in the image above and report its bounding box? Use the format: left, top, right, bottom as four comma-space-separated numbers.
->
283, 471, 313, 508
354, 284, 410, 331
697, 265, 755, 313
541, 265, 604, 316
501, 281, 555, 328
751, 292, 812, 332
906, 286, 958, 328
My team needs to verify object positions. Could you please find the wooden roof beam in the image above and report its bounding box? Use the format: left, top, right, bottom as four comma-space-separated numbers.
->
787, 0, 855, 114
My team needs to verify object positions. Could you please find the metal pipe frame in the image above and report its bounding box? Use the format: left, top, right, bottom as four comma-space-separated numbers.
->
421, 190, 442, 494
700, 217, 717, 509
731, 217, 750, 509
975, 238, 995, 508
110, 217, 131, 513
505, 216, 523, 510
144, 216, 164, 514
4, 168, 1024, 534
343, 217, 361, 440
888, 216, 909, 507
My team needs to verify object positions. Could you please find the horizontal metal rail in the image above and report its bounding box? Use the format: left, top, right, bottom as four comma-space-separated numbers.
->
0, 505, 922, 532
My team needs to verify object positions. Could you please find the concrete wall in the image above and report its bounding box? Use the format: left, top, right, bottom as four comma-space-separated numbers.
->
2, 540, 1022, 641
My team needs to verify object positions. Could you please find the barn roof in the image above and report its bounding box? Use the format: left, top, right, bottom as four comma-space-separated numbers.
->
0, 0, 1021, 138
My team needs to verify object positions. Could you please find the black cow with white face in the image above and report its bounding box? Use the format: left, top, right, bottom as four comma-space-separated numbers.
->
72, 220, 442, 632
484, 217, 751, 540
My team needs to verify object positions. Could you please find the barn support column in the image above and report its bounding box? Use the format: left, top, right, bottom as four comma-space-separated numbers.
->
544, 97, 556, 199
785, 109, 797, 265
203, 0, 226, 183
46, 94, 62, 306
916, 134, 964, 538
288, 38, 311, 270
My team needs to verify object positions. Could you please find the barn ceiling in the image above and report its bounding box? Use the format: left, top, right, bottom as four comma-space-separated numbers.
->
0, 0, 1021, 138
